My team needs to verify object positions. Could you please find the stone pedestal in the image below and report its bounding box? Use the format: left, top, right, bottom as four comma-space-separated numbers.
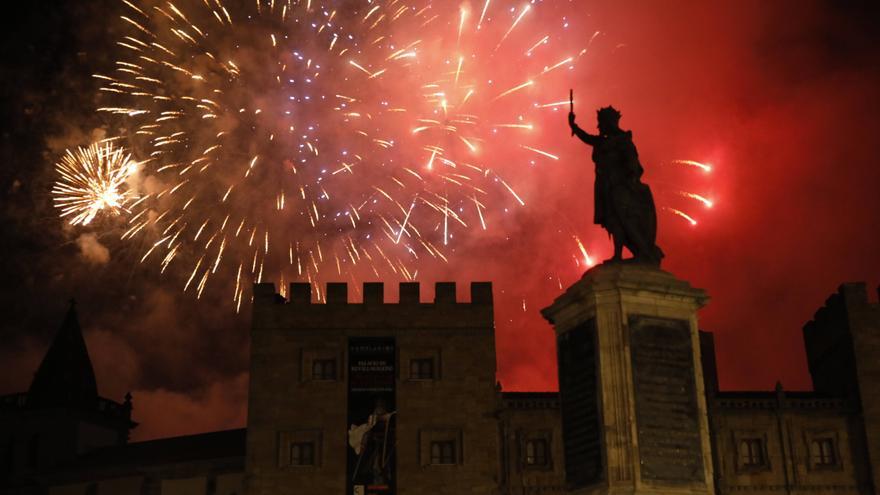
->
542, 263, 714, 495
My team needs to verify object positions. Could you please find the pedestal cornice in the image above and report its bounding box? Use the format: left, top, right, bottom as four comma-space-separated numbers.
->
542, 262, 709, 331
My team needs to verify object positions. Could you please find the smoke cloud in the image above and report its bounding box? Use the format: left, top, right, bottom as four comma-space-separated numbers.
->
76, 233, 110, 264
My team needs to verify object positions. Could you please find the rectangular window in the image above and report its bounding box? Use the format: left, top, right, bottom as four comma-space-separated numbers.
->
290, 442, 315, 466
738, 438, 765, 467
311, 359, 336, 381
410, 358, 434, 380
811, 438, 837, 466
430, 441, 456, 465
525, 439, 549, 466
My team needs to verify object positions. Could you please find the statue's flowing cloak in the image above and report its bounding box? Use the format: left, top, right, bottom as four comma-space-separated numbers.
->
591, 131, 658, 256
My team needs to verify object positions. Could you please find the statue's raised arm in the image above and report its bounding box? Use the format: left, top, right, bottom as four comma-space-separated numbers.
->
568, 111, 600, 146
569, 104, 664, 266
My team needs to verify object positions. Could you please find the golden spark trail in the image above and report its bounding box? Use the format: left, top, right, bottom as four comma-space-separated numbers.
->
495, 4, 530, 52
537, 101, 569, 108
477, 0, 491, 30
395, 199, 417, 244
493, 80, 534, 101
665, 207, 698, 225
494, 124, 533, 130
521, 145, 559, 160
573, 235, 594, 267
495, 174, 525, 206
679, 191, 714, 208
541, 56, 573, 75
671, 159, 713, 172
458, 6, 468, 43
526, 35, 549, 55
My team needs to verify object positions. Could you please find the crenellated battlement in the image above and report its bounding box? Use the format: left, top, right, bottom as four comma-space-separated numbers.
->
254, 281, 492, 305
251, 281, 494, 331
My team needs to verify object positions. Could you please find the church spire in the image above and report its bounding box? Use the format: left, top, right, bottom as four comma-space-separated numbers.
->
27, 299, 98, 408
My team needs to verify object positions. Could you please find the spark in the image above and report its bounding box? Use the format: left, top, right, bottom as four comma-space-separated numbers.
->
495, 4, 531, 52
665, 207, 698, 226
477, 0, 491, 30
494, 124, 533, 130
679, 191, 714, 208
493, 80, 534, 100
495, 174, 525, 206
521, 145, 559, 160
396, 199, 417, 244
541, 56, 573, 75
536, 101, 569, 108
458, 6, 468, 43
671, 159, 713, 173
526, 35, 549, 56
573, 235, 594, 267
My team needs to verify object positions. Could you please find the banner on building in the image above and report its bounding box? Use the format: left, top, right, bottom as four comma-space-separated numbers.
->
347, 337, 396, 495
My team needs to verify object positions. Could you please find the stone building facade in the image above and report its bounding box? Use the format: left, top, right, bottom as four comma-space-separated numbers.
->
1, 270, 878, 495
247, 281, 501, 495
701, 282, 879, 494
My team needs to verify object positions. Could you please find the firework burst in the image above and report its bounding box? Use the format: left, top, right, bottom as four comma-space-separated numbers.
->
84, 0, 585, 307
52, 142, 140, 226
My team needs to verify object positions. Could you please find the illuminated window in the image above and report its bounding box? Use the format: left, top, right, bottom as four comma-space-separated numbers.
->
738, 438, 765, 467
811, 438, 837, 466
525, 439, 549, 466
311, 359, 336, 381
430, 441, 456, 465
410, 358, 434, 380
290, 442, 315, 466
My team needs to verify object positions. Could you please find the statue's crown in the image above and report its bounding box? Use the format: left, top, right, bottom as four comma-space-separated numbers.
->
597, 106, 621, 121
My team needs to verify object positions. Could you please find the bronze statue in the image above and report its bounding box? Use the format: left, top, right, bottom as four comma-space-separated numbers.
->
568, 104, 664, 265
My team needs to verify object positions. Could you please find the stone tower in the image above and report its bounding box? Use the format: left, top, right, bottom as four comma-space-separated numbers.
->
246, 281, 498, 495
0, 302, 136, 488
803, 283, 880, 494
542, 263, 715, 494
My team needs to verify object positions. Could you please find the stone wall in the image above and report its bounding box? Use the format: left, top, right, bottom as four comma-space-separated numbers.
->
710, 392, 868, 494
499, 393, 565, 495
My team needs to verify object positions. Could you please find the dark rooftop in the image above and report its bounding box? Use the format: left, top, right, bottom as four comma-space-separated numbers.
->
66, 428, 246, 470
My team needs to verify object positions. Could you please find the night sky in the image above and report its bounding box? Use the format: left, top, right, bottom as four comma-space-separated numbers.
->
1, 0, 879, 441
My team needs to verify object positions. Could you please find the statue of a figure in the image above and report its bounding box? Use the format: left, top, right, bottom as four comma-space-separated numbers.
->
349, 399, 396, 486
569, 105, 664, 265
